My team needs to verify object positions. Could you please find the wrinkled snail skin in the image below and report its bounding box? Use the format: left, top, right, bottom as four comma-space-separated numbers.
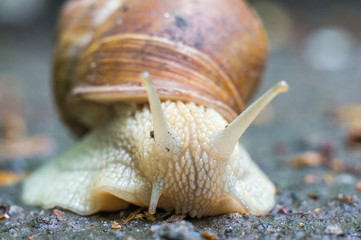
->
22, 0, 289, 217
22, 76, 288, 217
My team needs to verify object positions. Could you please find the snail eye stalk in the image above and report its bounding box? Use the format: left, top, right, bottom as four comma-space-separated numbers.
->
211, 81, 289, 160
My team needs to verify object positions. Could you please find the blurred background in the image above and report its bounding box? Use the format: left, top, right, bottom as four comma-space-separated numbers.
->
0, 0, 360, 164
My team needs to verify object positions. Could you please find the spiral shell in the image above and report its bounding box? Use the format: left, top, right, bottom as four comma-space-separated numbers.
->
54, 0, 267, 135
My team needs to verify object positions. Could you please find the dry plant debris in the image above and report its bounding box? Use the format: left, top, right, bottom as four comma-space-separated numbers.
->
166, 214, 187, 223
111, 208, 145, 229
202, 231, 218, 240
0, 205, 10, 220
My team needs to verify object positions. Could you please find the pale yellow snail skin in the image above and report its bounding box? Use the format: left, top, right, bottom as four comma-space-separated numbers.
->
23, 72, 288, 218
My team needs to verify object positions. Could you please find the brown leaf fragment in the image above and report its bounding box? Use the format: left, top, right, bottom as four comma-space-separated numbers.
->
52, 209, 64, 220
308, 193, 319, 200
290, 151, 325, 168
202, 231, 218, 240
0, 205, 10, 220
0, 171, 25, 186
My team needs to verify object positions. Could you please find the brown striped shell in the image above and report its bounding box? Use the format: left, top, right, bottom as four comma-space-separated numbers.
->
54, 0, 267, 136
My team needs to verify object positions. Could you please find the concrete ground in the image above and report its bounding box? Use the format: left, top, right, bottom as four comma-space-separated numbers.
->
1, 0, 361, 239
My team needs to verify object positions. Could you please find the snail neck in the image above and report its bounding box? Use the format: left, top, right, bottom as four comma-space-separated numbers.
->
139, 72, 288, 215
125, 100, 234, 217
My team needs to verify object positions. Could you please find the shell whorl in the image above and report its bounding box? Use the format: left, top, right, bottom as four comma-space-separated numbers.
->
54, 0, 267, 135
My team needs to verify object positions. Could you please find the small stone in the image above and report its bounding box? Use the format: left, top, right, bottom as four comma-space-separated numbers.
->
346, 121, 361, 146
323, 173, 336, 184
290, 151, 325, 168
304, 174, 318, 184
111, 221, 121, 229
224, 227, 233, 237
52, 209, 64, 220
324, 225, 344, 235
313, 208, 322, 213
337, 194, 358, 203
335, 174, 355, 185
8, 205, 24, 216
150, 221, 199, 240
320, 139, 336, 160
329, 158, 346, 171
278, 208, 289, 214
308, 193, 319, 200
356, 181, 361, 192
298, 222, 305, 227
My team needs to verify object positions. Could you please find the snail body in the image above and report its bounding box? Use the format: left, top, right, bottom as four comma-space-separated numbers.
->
22, 0, 288, 217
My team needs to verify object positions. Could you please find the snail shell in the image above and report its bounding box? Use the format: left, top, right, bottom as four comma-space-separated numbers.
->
23, 0, 288, 217
54, 0, 267, 135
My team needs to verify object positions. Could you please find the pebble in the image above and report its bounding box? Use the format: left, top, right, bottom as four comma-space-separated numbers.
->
356, 181, 361, 192
8, 205, 24, 215
290, 151, 325, 168
150, 221, 199, 240
324, 225, 344, 235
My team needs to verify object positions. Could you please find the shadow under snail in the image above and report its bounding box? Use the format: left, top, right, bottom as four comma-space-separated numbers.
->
22, 0, 289, 218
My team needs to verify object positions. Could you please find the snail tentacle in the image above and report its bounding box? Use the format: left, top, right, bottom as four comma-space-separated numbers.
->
148, 178, 164, 214
141, 72, 181, 154
211, 81, 289, 160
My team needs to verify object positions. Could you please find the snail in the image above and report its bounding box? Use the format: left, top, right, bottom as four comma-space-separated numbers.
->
22, 0, 289, 218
